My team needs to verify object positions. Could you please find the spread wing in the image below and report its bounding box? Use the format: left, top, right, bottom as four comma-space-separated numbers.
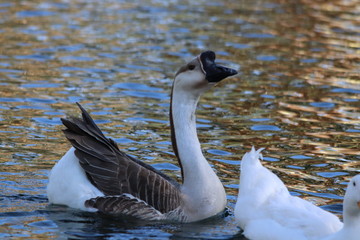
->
61, 103, 182, 214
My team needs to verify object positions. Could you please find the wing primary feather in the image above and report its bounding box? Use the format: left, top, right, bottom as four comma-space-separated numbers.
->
61, 103, 182, 214
85, 195, 165, 220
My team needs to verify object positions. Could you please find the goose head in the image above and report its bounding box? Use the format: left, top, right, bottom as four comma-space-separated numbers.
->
344, 175, 360, 220
173, 51, 237, 97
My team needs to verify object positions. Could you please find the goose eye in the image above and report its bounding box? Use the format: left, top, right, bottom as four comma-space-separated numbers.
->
188, 64, 195, 70
353, 181, 356, 187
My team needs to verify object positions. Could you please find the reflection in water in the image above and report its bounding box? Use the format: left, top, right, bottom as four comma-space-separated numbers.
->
0, 0, 359, 238
45, 206, 244, 239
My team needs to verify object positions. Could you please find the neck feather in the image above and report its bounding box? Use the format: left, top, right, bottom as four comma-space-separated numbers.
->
343, 198, 360, 228
170, 85, 214, 186
169, 83, 226, 219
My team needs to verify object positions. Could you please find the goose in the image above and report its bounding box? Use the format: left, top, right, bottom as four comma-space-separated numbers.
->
234, 147, 360, 240
47, 51, 237, 222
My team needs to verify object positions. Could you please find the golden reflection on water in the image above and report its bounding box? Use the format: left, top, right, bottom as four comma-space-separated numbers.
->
0, 0, 359, 238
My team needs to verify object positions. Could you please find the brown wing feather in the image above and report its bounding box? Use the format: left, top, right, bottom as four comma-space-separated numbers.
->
85, 195, 164, 220
61, 103, 182, 214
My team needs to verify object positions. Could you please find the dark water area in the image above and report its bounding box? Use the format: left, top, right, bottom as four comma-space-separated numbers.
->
0, 0, 359, 239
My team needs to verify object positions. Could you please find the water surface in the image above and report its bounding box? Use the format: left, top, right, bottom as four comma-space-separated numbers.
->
0, 0, 359, 239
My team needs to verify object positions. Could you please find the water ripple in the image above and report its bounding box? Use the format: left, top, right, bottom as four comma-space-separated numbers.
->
0, 0, 358, 238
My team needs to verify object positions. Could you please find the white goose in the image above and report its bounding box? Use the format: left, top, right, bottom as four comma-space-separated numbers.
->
47, 51, 237, 222
235, 147, 360, 240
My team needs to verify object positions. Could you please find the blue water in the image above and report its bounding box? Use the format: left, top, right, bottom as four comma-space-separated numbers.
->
0, 0, 359, 239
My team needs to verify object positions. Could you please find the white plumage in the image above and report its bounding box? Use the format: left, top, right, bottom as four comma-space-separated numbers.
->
47, 147, 104, 211
235, 147, 360, 240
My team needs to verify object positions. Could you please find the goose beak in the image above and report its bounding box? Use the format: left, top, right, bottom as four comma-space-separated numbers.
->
357, 201, 360, 209
199, 51, 238, 83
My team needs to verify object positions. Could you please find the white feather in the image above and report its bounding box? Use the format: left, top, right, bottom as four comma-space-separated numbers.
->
234, 147, 351, 240
47, 148, 104, 210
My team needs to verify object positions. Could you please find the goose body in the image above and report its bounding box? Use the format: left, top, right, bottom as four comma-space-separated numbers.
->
235, 147, 360, 240
47, 51, 237, 222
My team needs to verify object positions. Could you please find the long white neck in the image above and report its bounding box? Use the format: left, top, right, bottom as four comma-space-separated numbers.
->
170, 86, 225, 198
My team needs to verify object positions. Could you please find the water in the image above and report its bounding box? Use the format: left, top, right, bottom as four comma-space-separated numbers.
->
0, 0, 359, 239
